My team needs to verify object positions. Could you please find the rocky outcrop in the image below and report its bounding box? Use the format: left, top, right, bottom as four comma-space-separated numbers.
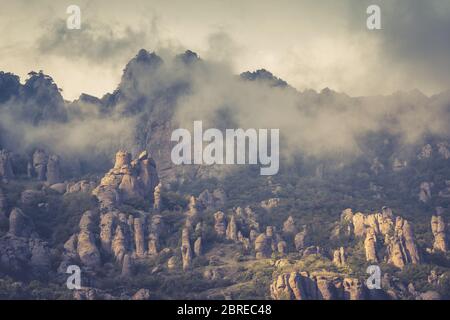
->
419, 182, 433, 203
181, 227, 192, 270
77, 211, 101, 268
334, 208, 420, 269
387, 217, 421, 269
131, 289, 151, 300
226, 215, 238, 241
0, 149, 14, 181
364, 227, 378, 263
32, 149, 48, 181
294, 226, 309, 251
282, 216, 297, 235
8, 208, 35, 238
214, 211, 227, 237
93, 150, 159, 210
332, 247, 346, 267
0, 208, 50, 277
134, 218, 146, 258
153, 183, 162, 212
431, 214, 447, 252
270, 272, 368, 300
46, 155, 62, 185
194, 237, 202, 257
121, 254, 133, 277
255, 233, 271, 259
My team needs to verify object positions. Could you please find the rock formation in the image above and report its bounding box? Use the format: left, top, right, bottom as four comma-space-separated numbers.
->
0, 149, 14, 181
153, 183, 162, 212
214, 211, 227, 237
32, 149, 48, 181
77, 211, 101, 268
332, 247, 346, 267
419, 182, 433, 203
334, 208, 420, 269
282, 216, 297, 234
194, 237, 202, 257
0, 208, 50, 277
270, 272, 368, 300
46, 155, 62, 185
226, 215, 238, 241
181, 227, 192, 270
255, 233, 271, 259
364, 227, 378, 263
93, 150, 159, 210
431, 213, 447, 252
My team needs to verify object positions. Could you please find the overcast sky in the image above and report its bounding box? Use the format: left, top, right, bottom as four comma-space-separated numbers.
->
1, 0, 450, 100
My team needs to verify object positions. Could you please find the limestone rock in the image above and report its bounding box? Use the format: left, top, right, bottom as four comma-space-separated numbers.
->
131, 289, 151, 300
46, 155, 62, 185
153, 183, 162, 212
333, 247, 346, 267
387, 217, 421, 269
121, 254, 133, 277
0, 149, 14, 181
112, 225, 127, 263
270, 272, 368, 300
294, 226, 309, 251
364, 227, 378, 263
194, 237, 202, 257
419, 182, 433, 203
282, 216, 297, 234
8, 208, 34, 238
32, 149, 48, 181
255, 233, 271, 259
100, 212, 116, 253
181, 227, 192, 270
226, 215, 238, 241
134, 217, 146, 257
77, 211, 101, 268
214, 211, 227, 237
431, 214, 447, 252
93, 150, 159, 209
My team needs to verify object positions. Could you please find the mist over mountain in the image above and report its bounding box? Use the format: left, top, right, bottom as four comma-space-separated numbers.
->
1, 49, 450, 180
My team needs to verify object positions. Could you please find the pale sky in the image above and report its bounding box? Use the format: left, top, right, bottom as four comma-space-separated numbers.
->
1, 0, 450, 100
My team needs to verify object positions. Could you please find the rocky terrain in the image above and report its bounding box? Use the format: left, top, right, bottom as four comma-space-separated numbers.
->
1, 50, 450, 300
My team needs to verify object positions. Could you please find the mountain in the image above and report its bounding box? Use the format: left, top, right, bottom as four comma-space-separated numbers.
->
0, 50, 450, 299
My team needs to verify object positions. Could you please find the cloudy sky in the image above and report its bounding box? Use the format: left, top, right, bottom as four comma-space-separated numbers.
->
1, 0, 450, 100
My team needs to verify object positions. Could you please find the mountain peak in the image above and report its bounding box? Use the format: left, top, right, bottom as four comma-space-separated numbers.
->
240, 69, 288, 87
